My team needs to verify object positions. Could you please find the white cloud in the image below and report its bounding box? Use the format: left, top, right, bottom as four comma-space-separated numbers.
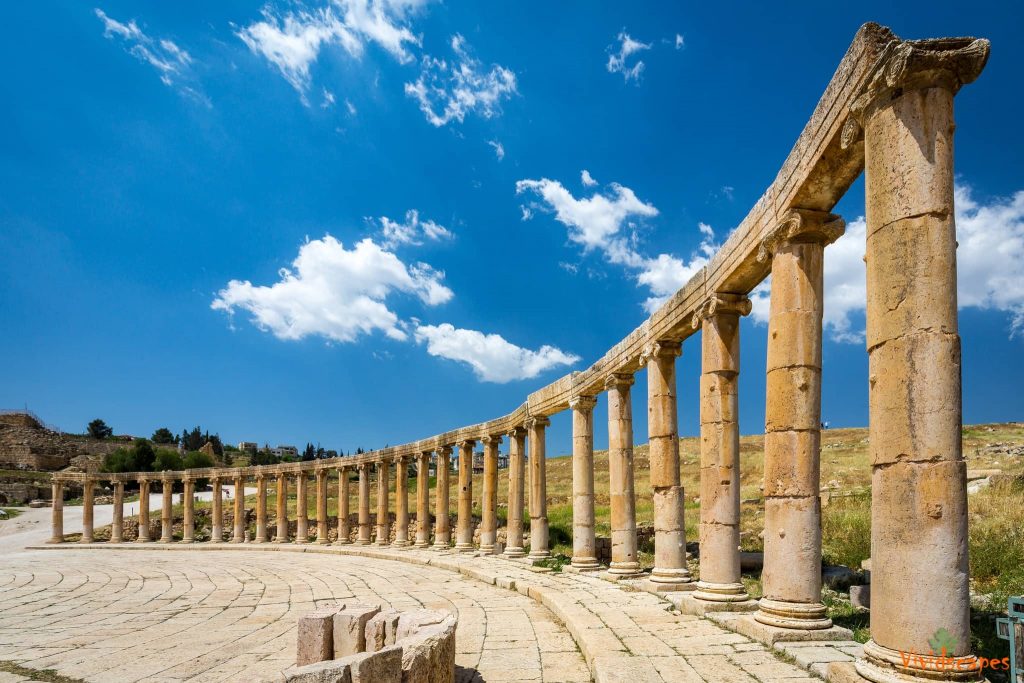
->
345, 98, 358, 115
376, 209, 453, 249
488, 140, 505, 160
607, 31, 651, 83
636, 223, 718, 313
321, 88, 336, 108
515, 175, 657, 266
405, 34, 517, 126
211, 235, 452, 343
95, 8, 205, 102
237, 0, 423, 100
581, 170, 597, 187
749, 183, 1024, 343
414, 323, 579, 383
675, 34, 685, 50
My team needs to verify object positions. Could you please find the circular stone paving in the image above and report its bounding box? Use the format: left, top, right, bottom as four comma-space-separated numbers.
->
0, 547, 591, 682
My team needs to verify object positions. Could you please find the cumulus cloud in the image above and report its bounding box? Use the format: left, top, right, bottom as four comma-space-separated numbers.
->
405, 34, 517, 126
237, 0, 423, 100
749, 183, 1024, 343
414, 323, 579, 383
211, 235, 451, 343
376, 209, 453, 249
636, 223, 718, 313
581, 170, 597, 187
488, 140, 505, 160
95, 8, 206, 103
607, 31, 651, 82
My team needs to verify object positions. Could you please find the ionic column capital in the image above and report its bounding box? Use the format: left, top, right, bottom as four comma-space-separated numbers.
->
480, 435, 503, 446
436, 445, 453, 457
757, 209, 845, 262
842, 36, 990, 149
691, 293, 752, 329
457, 440, 476, 450
506, 426, 527, 439
569, 394, 597, 412
357, 461, 369, 472
525, 416, 550, 430
160, 472, 175, 484
640, 340, 682, 365
604, 372, 635, 391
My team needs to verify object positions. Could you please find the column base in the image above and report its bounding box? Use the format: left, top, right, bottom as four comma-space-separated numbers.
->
413, 540, 430, 548
650, 567, 693, 584
210, 538, 223, 544
47, 537, 64, 544
355, 539, 372, 546
849, 640, 986, 683
391, 540, 411, 548
159, 538, 173, 544
181, 538, 195, 544
376, 540, 390, 547
606, 561, 643, 579
674, 591, 759, 616
478, 545, 497, 555
528, 550, 551, 561
135, 538, 151, 544
274, 537, 288, 544
733, 614, 852, 646
503, 546, 526, 558
754, 598, 833, 630
454, 542, 475, 553
79, 538, 94, 545
637, 578, 696, 593
109, 538, 123, 544
294, 537, 309, 545
692, 580, 751, 603
316, 540, 332, 546
336, 538, 353, 546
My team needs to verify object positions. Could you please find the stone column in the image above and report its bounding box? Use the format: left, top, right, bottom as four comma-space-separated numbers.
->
527, 416, 551, 560
182, 477, 195, 543
254, 474, 268, 543
79, 479, 95, 544
137, 478, 151, 543
455, 440, 476, 552
479, 436, 501, 554
295, 473, 309, 544
754, 210, 845, 629
337, 467, 352, 545
433, 446, 452, 548
851, 37, 989, 683
275, 473, 288, 543
49, 481, 64, 543
570, 396, 600, 570
316, 469, 330, 545
693, 294, 752, 603
110, 481, 124, 543
211, 478, 223, 543
504, 427, 527, 558
232, 474, 245, 543
394, 456, 410, 547
645, 340, 693, 589
376, 458, 391, 546
415, 452, 431, 548
606, 374, 640, 577
357, 463, 371, 544
160, 476, 174, 543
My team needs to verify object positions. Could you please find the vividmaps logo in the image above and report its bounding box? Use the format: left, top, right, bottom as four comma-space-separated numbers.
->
898, 628, 1011, 672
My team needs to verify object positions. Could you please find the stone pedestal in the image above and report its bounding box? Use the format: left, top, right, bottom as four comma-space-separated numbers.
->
233, 476, 245, 543
110, 481, 124, 543
160, 477, 174, 543
376, 458, 390, 546
415, 453, 431, 548
504, 428, 526, 558
357, 463, 372, 545
211, 478, 223, 543
606, 374, 641, 578
455, 441, 475, 552
296, 473, 309, 544
337, 468, 352, 545
693, 294, 751, 603
49, 481, 64, 543
393, 457, 410, 547
645, 340, 693, 588
433, 447, 452, 549
527, 417, 551, 560
275, 474, 289, 543
81, 479, 95, 544
182, 478, 195, 543
479, 436, 501, 554
137, 478, 151, 543
570, 396, 600, 570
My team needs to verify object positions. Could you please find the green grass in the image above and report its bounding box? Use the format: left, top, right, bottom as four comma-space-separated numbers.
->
0, 660, 85, 683
0, 507, 22, 520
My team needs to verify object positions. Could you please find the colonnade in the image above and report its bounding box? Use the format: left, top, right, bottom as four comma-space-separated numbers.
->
48, 28, 990, 683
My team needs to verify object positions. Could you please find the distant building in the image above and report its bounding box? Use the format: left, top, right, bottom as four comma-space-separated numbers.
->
238, 441, 258, 454
271, 445, 298, 459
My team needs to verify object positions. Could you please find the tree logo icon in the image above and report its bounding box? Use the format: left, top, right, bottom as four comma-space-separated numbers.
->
929, 628, 957, 657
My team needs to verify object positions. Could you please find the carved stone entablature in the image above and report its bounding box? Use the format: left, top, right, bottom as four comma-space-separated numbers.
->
757, 209, 846, 262
604, 372, 635, 391
842, 35, 990, 149
639, 340, 682, 366
568, 395, 597, 412
690, 294, 753, 329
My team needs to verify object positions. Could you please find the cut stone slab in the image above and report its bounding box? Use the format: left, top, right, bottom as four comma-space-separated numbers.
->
593, 655, 663, 683
731, 614, 854, 645
349, 644, 402, 683
297, 608, 338, 665
333, 604, 380, 657
636, 578, 697, 594
672, 593, 758, 616
827, 660, 866, 683
284, 658, 353, 683
849, 584, 871, 610
364, 609, 400, 652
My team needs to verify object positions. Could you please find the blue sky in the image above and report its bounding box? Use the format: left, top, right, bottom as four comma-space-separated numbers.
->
2, 2, 1022, 457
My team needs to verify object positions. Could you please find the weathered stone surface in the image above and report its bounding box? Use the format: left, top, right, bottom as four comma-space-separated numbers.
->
349, 645, 402, 683
364, 609, 400, 652
849, 584, 871, 610
284, 659, 352, 683
333, 604, 380, 658
297, 609, 338, 666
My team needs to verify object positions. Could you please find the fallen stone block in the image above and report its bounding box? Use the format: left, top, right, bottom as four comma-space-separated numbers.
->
333, 604, 380, 657
850, 583, 871, 610
349, 644, 402, 683
364, 609, 401, 652
283, 658, 352, 683
297, 608, 338, 666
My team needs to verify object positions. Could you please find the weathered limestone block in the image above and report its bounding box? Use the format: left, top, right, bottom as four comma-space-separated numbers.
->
400, 616, 457, 683
395, 610, 447, 641
764, 367, 821, 432
283, 658, 352, 683
349, 645, 402, 683
297, 609, 336, 666
333, 605, 380, 658
364, 609, 400, 652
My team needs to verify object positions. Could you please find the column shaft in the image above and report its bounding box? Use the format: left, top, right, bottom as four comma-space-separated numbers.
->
49, 482, 64, 543
694, 294, 751, 602
337, 468, 351, 544
211, 479, 223, 543
160, 479, 173, 543
137, 479, 151, 542
376, 459, 390, 546
182, 478, 195, 543
316, 470, 330, 545
81, 480, 95, 543
455, 441, 475, 551
480, 436, 501, 554
394, 458, 410, 546
570, 396, 599, 569
606, 374, 640, 576
433, 448, 451, 548
295, 474, 309, 543
232, 476, 245, 543
504, 430, 526, 557
415, 453, 431, 547
110, 482, 124, 543
254, 475, 268, 543
527, 417, 551, 560
275, 474, 288, 542
357, 464, 371, 544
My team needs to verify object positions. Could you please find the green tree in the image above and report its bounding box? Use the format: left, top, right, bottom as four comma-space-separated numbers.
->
133, 440, 156, 471
87, 419, 113, 440
153, 449, 183, 472
182, 451, 216, 470
151, 427, 176, 444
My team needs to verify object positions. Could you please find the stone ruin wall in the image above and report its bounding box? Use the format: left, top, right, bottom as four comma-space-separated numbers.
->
0, 412, 130, 472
